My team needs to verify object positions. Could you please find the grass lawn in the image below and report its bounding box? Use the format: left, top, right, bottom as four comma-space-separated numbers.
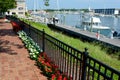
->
22, 19, 120, 71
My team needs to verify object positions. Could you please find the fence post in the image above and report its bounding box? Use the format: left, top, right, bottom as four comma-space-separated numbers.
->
118, 55, 120, 60
28, 24, 31, 37
42, 29, 45, 52
81, 48, 88, 80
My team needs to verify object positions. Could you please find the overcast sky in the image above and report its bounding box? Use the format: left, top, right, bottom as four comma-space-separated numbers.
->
26, 0, 120, 10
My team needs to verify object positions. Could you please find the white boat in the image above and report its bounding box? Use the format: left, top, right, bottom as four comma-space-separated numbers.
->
81, 16, 111, 30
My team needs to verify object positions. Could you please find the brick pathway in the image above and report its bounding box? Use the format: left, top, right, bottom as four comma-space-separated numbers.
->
0, 19, 48, 80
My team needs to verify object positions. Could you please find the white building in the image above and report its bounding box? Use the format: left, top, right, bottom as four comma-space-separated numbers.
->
8, 0, 26, 17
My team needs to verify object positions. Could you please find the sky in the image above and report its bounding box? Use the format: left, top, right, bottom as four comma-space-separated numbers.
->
26, 0, 120, 10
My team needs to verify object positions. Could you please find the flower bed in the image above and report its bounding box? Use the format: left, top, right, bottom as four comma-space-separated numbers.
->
11, 21, 22, 33
37, 52, 72, 80
18, 31, 42, 60
17, 31, 72, 80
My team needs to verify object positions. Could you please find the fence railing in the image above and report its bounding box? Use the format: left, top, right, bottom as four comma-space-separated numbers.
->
86, 56, 120, 80
8, 16, 120, 80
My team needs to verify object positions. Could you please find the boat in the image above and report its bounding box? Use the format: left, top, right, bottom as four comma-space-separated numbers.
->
81, 16, 111, 31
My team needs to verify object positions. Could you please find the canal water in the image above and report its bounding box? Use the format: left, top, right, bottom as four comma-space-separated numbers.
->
56, 13, 120, 38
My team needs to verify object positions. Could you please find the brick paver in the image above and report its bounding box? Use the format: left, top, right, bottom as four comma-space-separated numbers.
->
0, 19, 48, 80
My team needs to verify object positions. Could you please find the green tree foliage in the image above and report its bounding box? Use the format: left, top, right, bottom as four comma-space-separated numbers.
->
0, 0, 16, 12
43, 0, 49, 6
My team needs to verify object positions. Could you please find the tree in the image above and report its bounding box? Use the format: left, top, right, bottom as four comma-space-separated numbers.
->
43, 0, 49, 6
0, 0, 16, 13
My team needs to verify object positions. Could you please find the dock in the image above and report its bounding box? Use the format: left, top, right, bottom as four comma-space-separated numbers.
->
47, 23, 120, 49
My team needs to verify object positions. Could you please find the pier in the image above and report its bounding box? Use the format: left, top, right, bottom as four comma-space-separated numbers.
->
47, 23, 120, 49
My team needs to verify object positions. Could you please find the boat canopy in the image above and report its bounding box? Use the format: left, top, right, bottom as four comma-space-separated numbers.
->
82, 16, 111, 30
83, 17, 101, 23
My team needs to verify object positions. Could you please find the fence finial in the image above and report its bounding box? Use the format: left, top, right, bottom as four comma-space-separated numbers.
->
43, 29, 45, 32
84, 48, 88, 53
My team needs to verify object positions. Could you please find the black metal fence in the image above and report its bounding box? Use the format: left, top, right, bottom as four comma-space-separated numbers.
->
9, 17, 120, 80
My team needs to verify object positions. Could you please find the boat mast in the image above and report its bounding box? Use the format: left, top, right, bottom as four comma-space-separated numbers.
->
57, 0, 59, 12
33, 0, 36, 17
90, 17, 93, 32
89, 0, 93, 32
88, 0, 91, 12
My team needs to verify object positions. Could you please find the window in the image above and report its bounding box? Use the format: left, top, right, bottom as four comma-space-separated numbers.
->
18, 7, 23, 10
12, 12, 16, 15
18, 12, 23, 14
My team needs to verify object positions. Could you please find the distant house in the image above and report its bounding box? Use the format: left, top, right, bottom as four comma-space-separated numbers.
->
7, 0, 26, 17
94, 8, 120, 15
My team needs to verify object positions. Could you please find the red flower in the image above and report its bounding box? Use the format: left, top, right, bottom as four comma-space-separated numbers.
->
57, 75, 62, 80
40, 52, 48, 58
38, 52, 72, 80
46, 57, 51, 63
45, 66, 52, 72
53, 65, 59, 68
45, 62, 51, 67
38, 57, 44, 62
56, 70, 60, 75
51, 74, 56, 80
63, 77, 67, 80
41, 60, 45, 64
